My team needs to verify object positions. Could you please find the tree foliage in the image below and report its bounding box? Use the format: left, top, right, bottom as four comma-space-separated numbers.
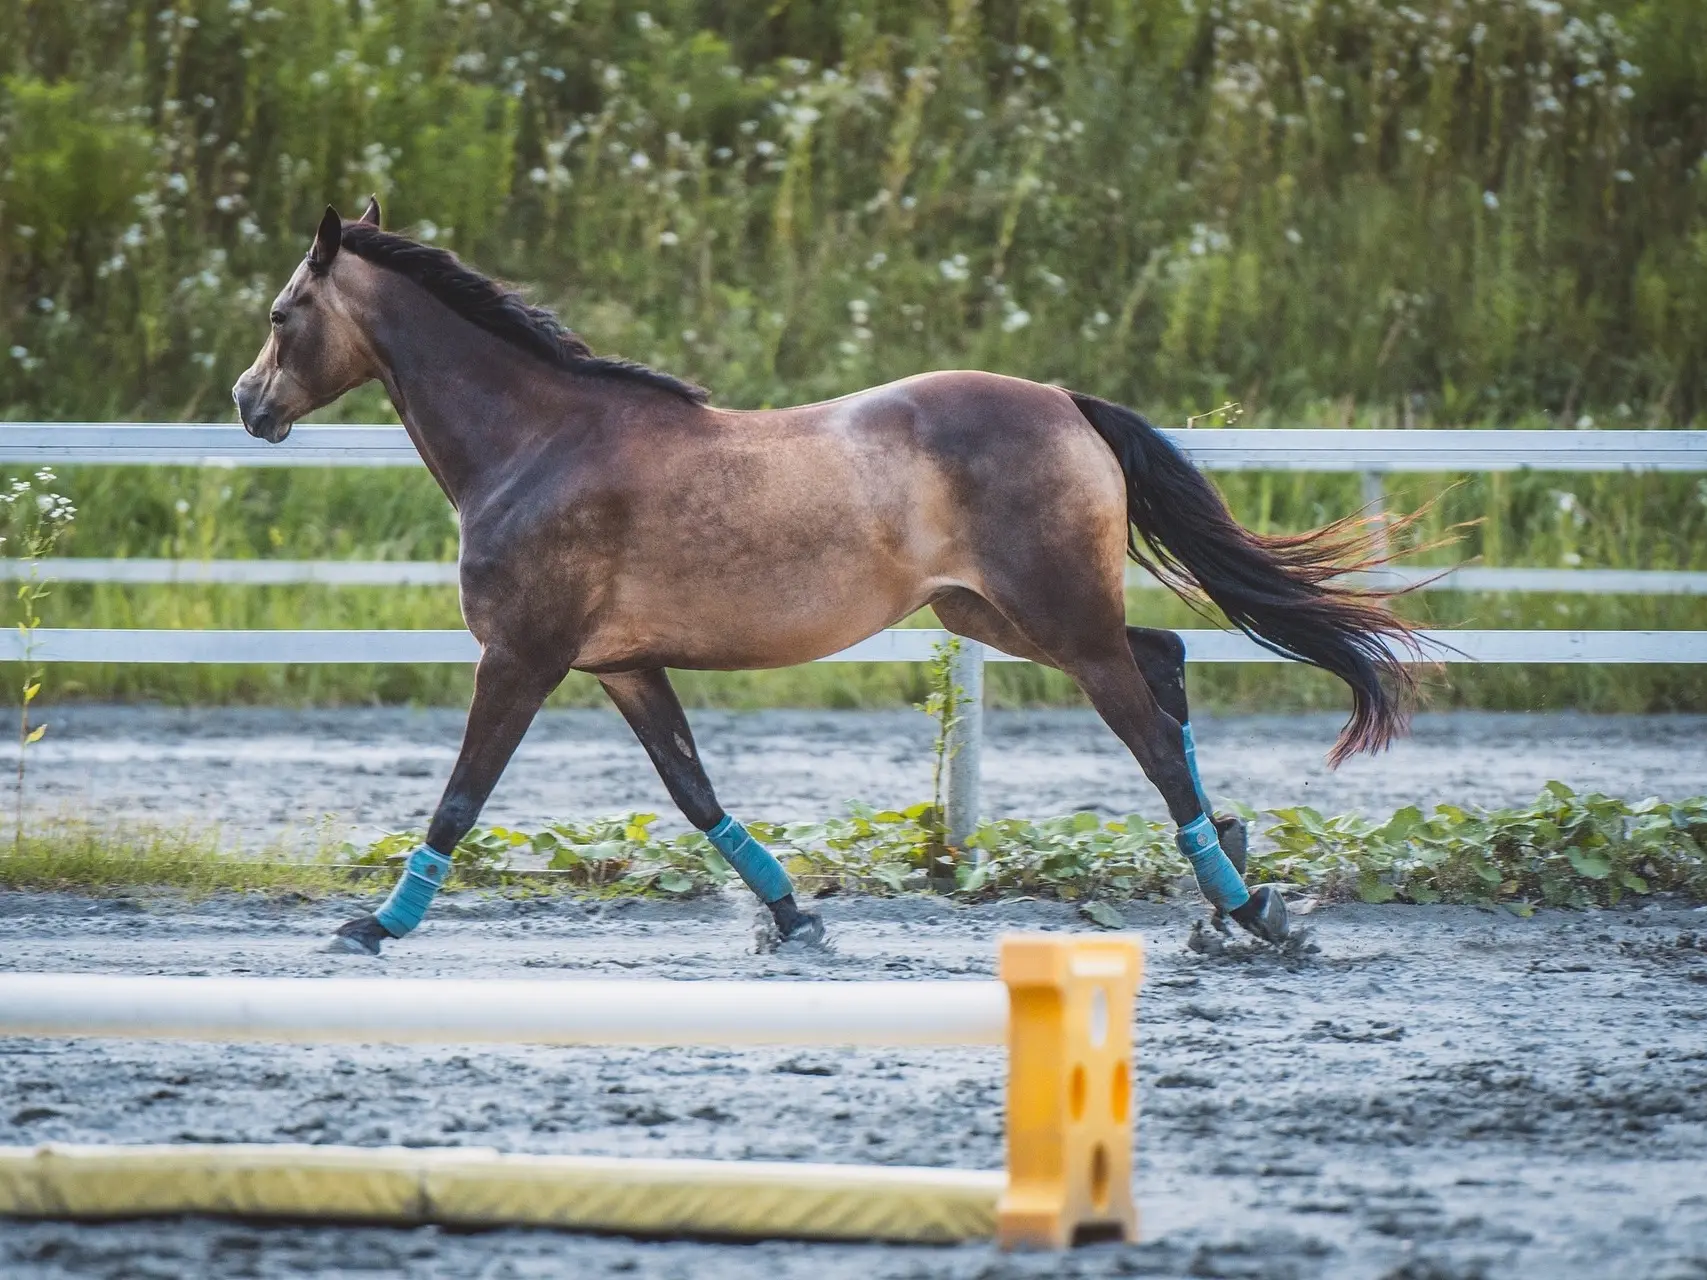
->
2, 0, 1703, 422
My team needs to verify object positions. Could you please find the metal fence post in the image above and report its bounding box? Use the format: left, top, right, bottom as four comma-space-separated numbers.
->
945, 639, 985, 849
1360, 471, 1389, 559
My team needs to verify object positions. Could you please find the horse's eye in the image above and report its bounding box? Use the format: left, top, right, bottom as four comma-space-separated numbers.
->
269, 309, 286, 328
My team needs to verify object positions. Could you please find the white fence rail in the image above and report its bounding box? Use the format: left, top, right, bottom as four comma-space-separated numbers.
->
8, 558, 1705, 595
3, 423, 1705, 471
1, 628, 1700, 665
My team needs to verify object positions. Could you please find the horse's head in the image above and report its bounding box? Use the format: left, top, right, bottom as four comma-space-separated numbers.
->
232, 197, 383, 443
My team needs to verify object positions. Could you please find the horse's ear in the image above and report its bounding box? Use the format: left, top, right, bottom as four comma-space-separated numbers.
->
359, 194, 381, 226
308, 205, 342, 274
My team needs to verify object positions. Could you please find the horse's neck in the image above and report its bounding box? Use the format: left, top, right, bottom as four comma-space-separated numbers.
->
368, 288, 555, 504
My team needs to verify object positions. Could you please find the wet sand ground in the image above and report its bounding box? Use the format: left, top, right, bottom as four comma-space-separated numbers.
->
1, 708, 1705, 1278
0, 894, 1703, 1279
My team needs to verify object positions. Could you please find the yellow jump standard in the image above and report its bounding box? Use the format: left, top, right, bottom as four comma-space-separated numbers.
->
0, 933, 1143, 1249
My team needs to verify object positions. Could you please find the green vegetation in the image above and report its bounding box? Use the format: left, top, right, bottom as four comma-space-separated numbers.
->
2, 1, 1705, 711
5, 785, 1703, 918
5, 0, 1704, 419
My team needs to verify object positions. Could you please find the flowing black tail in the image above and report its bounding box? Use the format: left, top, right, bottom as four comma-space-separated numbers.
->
1070, 392, 1421, 766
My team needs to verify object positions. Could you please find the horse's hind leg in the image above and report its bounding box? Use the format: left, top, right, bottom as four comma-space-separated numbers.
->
331, 644, 566, 955
1126, 626, 1247, 877
951, 578, 1286, 941
598, 668, 824, 946
936, 595, 1247, 875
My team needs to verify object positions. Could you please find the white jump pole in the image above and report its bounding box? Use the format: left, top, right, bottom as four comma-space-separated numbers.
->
0, 974, 1008, 1049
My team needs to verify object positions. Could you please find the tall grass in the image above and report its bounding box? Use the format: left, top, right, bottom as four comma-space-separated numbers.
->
3, 0, 1703, 422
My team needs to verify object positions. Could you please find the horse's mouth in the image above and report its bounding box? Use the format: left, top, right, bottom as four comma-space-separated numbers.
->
240, 413, 294, 444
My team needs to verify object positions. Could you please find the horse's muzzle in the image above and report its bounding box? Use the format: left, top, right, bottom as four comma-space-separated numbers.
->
232, 381, 292, 444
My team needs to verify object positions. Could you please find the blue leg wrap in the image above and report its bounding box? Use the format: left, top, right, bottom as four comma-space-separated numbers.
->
706, 815, 793, 905
1181, 721, 1213, 816
373, 846, 453, 938
1177, 813, 1250, 912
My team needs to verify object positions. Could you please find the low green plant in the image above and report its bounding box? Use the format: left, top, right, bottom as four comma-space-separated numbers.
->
1, 470, 75, 845
331, 782, 1707, 916
344, 812, 736, 897
914, 635, 967, 854
1257, 783, 1707, 913
5, 784, 1701, 914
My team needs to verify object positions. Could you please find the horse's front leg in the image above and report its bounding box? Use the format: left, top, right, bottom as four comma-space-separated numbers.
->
330, 643, 565, 955
599, 668, 826, 947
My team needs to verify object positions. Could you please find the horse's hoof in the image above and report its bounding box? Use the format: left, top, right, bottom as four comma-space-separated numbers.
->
1228, 884, 1290, 945
1213, 814, 1248, 879
780, 909, 827, 948
327, 914, 391, 956
755, 904, 832, 954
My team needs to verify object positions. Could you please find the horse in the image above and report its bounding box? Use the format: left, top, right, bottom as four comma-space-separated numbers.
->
233, 200, 1419, 955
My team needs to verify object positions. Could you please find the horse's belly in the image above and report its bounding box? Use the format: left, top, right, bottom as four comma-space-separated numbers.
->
575, 579, 934, 672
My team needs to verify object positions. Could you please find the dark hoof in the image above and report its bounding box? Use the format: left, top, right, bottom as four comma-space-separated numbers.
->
1213, 814, 1248, 879
1228, 885, 1290, 945
755, 904, 832, 954
328, 914, 392, 956
781, 909, 827, 947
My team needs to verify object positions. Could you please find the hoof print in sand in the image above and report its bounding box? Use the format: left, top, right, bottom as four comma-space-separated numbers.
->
1188, 916, 1320, 961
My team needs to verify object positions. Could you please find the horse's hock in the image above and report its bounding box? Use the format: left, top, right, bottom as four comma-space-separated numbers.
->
0, 934, 1142, 1250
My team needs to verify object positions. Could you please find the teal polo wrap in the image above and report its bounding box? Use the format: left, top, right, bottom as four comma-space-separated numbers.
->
1181, 721, 1212, 815
373, 846, 453, 937
1176, 813, 1250, 912
706, 815, 793, 904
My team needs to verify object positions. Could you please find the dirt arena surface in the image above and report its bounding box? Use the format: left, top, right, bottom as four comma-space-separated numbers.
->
1, 708, 1705, 1278
17, 706, 1707, 846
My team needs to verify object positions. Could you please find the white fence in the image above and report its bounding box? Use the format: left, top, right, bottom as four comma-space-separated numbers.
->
4, 422, 1704, 841
4, 423, 1704, 470
6, 557, 1704, 595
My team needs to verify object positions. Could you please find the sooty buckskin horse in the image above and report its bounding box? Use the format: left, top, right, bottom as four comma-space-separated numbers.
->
233, 201, 1419, 955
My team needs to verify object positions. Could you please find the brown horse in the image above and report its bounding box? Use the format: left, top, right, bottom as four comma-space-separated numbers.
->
234, 201, 1417, 955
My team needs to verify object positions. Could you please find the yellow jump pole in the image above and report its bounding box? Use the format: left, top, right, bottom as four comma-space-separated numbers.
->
997, 933, 1143, 1248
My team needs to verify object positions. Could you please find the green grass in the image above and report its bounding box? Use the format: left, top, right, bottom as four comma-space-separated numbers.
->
0, 822, 351, 897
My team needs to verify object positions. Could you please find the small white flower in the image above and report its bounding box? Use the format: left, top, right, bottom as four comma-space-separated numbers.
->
175, 499, 191, 515
1002, 309, 1031, 333
1483, 191, 1500, 210
657, 230, 679, 246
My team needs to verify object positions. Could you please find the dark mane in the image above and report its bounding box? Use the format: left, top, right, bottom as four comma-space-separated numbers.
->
336, 223, 709, 404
